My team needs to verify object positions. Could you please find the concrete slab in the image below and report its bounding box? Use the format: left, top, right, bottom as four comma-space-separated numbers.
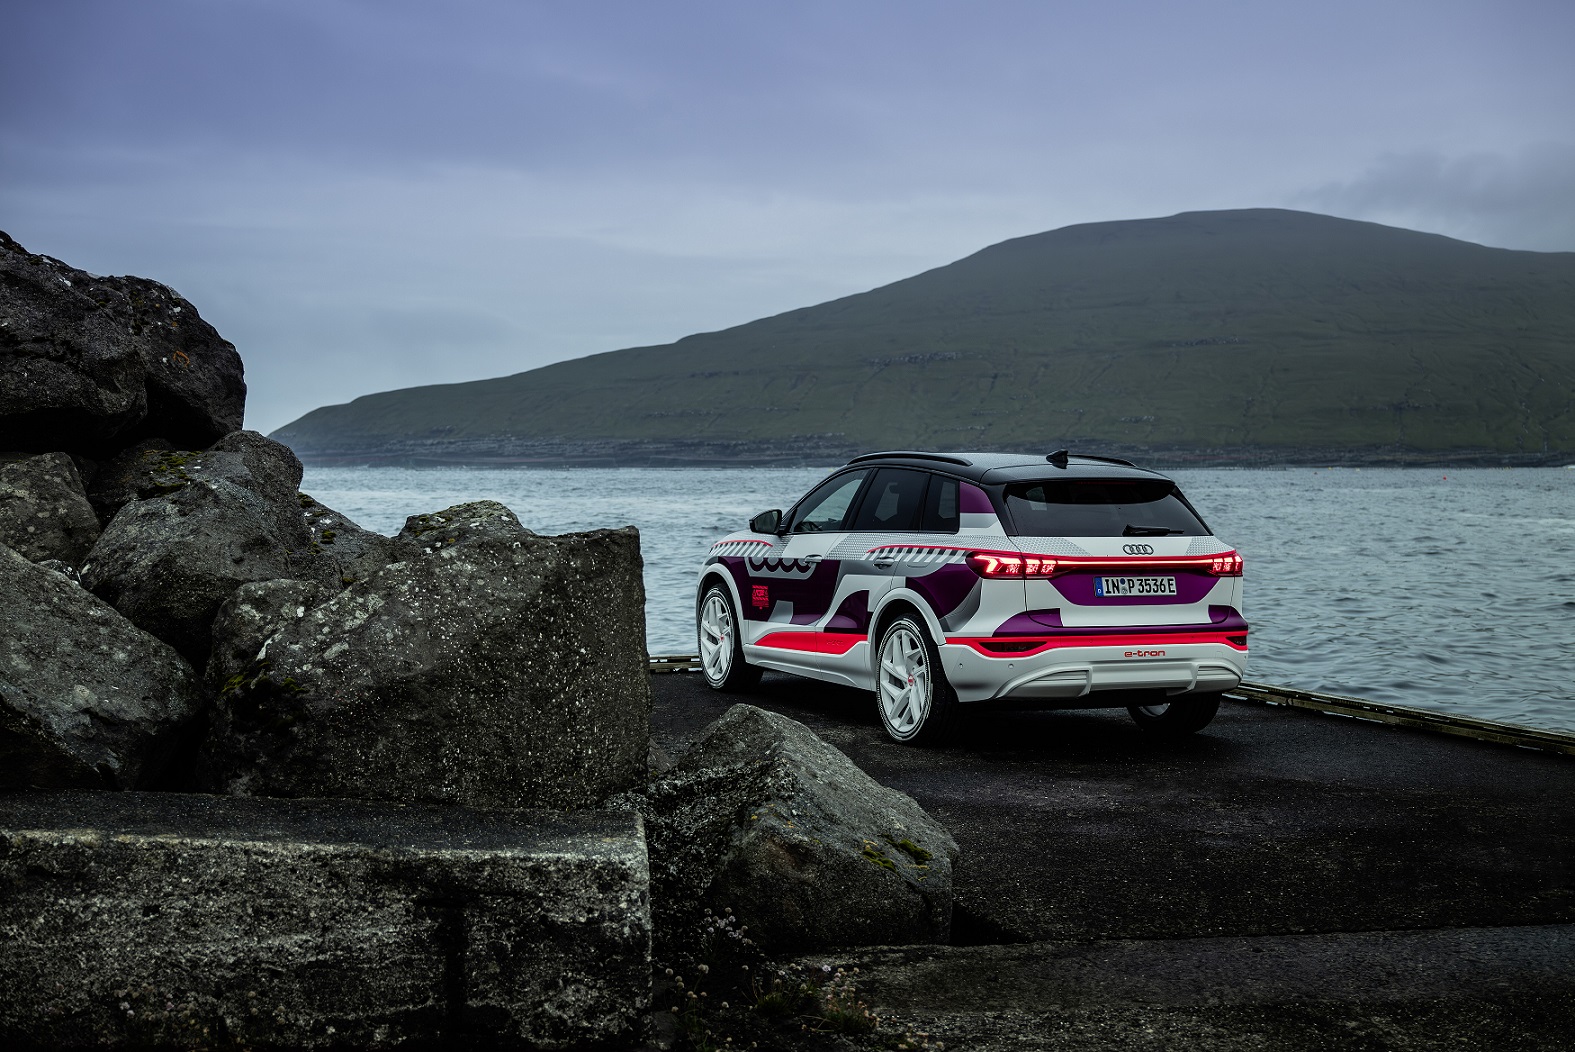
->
0, 790, 650, 1049
652, 671, 1575, 1049
653, 673, 1575, 942
794, 924, 1575, 1050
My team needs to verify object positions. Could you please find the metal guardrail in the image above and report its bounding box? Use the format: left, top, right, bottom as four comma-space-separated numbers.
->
648, 653, 703, 674
647, 654, 1574, 757
1229, 681, 1575, 757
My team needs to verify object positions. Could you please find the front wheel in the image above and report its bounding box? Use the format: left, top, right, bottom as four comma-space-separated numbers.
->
875, 615, 959, 745
1127, 693, 1222, 736
697, 583, 761, 692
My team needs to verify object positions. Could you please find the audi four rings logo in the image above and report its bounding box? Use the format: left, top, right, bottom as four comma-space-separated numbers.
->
1122, 543, 1155, 555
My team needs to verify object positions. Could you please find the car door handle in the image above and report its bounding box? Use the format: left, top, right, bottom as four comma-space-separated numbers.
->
802, 555, 822, 564
873, 560, 894, 569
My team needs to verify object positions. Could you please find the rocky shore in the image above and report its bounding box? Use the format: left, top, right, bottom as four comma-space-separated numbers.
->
0, 233, 961, 1048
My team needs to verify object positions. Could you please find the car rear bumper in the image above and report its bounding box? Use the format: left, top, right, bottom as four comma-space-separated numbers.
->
941, 637, 1247, 704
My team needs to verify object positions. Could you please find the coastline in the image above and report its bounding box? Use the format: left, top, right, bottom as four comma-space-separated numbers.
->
283, 438, 1575, 470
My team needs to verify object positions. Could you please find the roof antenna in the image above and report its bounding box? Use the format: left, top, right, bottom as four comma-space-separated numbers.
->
1046, 449, 1070, 468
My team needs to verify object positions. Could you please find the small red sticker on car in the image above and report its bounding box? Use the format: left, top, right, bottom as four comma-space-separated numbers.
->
752, 585, 769, 609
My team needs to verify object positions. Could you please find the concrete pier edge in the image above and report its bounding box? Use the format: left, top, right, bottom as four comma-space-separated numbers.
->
648, 655, 1575, 756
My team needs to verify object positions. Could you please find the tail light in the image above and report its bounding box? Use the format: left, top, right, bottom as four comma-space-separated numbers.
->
967, 549, 1244, 578
1208, 552, 1244, 576
966, 551, 1062, 578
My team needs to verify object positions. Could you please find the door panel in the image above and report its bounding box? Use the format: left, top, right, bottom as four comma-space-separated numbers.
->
742, 469, 868, 644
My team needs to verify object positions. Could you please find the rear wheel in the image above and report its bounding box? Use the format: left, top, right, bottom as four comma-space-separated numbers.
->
1127, 693, 1221, 736
876, 615, 959, 745
697, 584, 761, 692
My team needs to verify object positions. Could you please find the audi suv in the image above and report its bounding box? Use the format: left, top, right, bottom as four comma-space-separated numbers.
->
696, 451, 1247, 743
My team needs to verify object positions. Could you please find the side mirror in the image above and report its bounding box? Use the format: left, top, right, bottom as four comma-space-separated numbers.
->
750, 509, 783, 535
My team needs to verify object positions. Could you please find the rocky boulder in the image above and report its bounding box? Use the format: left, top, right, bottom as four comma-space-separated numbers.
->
206, 578, 334, 691
199, 521, 650, 810
84, 438, 190, 521
635, 704, 958, 954
0, 452, 100, 564
299, 492, 409, 585
0, 230, 245, 457
397, 499, 534, 552
81, 430, 332, 662
0, 544, 203, 789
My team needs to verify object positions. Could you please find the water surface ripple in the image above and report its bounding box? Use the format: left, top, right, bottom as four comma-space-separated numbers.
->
301, 466, 1575, 734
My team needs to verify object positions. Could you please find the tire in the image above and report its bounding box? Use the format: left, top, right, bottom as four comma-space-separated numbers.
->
1126, 693, 1222, 736
875, 614, 959, 745
697, 583, 761, 692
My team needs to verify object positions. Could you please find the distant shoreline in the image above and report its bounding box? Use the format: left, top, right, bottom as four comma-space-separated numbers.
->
289, 446, 1575, 470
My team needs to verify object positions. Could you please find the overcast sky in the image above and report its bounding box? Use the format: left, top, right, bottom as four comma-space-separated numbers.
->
4, 0, 1572, 434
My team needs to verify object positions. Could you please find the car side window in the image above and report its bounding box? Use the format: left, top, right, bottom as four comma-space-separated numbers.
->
919, 474, 960, 533
850, 468, 929, 532
789, 471, 868, 533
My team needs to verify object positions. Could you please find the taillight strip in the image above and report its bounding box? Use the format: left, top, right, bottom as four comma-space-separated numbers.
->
966, 550, 1243, 579
948, 630, 1249, 657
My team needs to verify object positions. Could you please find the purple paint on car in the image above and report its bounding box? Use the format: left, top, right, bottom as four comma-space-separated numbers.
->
827, 590, 872, 633
959, 481, 993, 514
906, 563, 980, 620
993, 609, 1065, 635
782, 560, 846, 625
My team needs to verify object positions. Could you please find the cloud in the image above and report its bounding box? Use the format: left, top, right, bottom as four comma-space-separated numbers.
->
1294, 144, 1575, 252
4, 1, 1573, 434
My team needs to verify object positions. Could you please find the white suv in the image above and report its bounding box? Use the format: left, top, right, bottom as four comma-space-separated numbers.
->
696, 451, 1247, 743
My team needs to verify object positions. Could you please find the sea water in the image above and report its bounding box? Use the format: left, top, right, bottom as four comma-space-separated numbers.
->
301, 465, 1575, 734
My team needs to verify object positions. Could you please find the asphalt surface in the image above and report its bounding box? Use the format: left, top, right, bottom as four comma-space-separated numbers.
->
651, 671, 1575, 1050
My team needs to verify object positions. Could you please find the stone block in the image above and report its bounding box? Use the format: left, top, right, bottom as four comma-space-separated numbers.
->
199, 525, 650, 811
0, 790, 651, 1049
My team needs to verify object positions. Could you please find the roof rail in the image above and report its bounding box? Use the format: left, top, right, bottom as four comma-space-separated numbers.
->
846, 451, 974, 467
1047, 451, 1138, 469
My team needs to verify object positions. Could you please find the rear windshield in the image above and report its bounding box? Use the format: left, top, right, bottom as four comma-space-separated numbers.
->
1003, 479, 1209, 537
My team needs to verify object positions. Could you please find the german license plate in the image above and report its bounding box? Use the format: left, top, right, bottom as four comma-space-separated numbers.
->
1095, 575, 1177, 597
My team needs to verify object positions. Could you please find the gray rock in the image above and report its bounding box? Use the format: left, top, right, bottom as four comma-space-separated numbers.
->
638, 704, 958, 954
0, 790, 652, 1049
34, 558, 82, 584
0, 543, 202, 789
84, 438, 191, 521
397, 498, 535, 551
206, 579, 333, 691
298, 491, 410, 584
81, 431, 332, 662
0, 452, 100, 564
199, 524, 650, 810
0, 230, 245, 457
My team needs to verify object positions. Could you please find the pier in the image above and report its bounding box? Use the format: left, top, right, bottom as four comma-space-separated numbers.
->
649, 665, 1575, 1049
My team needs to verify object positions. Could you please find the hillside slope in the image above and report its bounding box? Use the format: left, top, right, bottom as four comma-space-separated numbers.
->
273, 209, 1575, 465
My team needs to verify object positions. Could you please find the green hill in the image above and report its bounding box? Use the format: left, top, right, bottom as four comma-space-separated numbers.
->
272, 209, 1575, 466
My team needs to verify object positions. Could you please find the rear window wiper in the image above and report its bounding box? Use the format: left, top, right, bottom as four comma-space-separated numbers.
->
1123, 524, 1184, 536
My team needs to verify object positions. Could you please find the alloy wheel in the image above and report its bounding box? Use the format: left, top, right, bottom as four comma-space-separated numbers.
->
879, 624, 931, 738
698, 592, 734, 686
